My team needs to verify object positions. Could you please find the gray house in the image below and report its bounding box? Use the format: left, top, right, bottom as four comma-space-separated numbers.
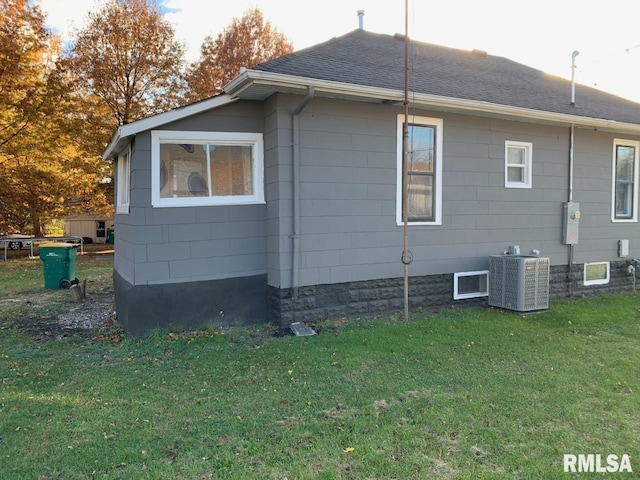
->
103, 29, 640, 336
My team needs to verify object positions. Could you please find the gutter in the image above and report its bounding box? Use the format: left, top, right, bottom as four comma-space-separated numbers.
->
291, 86, 315, 299
225, 70, 640, 135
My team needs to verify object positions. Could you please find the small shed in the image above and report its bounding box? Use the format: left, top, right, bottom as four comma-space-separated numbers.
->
64, 213, 114, 244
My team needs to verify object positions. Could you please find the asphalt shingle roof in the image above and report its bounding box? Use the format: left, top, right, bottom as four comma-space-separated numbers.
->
255, 29, 640, 125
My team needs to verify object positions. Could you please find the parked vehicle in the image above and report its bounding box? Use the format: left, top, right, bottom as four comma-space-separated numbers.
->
0, 234, 34, 250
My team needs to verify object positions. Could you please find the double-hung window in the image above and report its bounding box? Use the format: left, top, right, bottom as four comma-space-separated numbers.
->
396, 115, 443, 225
151, 130, 264, 208
612, 139, 639, 222
116, 144, 131, 214
505, 141, 532, 188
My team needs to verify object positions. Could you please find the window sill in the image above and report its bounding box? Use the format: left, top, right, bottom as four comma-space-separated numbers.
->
153, 198, 266, 208
611, 217, 637, 223
396, 220, 441, 226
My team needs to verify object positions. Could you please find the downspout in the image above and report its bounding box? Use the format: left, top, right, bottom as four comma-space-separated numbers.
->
291, 86, 315, 299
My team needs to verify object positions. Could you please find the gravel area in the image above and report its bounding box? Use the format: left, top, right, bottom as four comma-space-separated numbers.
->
56, 292, 116, 331
12, 292, 117, 341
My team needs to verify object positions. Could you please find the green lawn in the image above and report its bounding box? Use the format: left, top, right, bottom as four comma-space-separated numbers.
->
0, 255, 639, 479
0, 249, 113, 323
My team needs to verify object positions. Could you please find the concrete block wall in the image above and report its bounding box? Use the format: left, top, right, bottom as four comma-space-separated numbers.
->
269, 261, 638, 327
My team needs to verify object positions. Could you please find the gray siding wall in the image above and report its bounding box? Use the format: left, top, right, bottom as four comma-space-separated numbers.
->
264, 95, 294, 288
573, 129, 640, 263
270, 95, 640, 290
115, 93, 640, 295
114, 101, 267, 286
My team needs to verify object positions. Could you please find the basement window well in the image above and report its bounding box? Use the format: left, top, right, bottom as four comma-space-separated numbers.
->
454, 271, 489, 300
584, 262, 610, 286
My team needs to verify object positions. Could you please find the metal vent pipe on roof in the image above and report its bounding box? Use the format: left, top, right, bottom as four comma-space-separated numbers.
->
357, 10, 365, 30
571, 50, 579, 106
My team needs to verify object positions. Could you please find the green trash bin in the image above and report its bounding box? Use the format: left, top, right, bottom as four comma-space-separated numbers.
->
38, 243, 78, 289
106, 227, 114, 245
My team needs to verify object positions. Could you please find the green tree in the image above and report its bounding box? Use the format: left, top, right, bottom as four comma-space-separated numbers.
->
186, 8, 293, 103
68, 0, 186, 126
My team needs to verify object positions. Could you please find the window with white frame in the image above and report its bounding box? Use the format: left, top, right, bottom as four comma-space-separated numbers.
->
612, 139, 639, 222
396, 114, 443, 225
505, 141, 532, 189
454, 271, 489, 300
116, 144, 130, 214
584, 262, 610, 286
151, 130, 264, 208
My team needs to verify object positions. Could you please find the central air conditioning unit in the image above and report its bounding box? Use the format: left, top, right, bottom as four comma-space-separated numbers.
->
489, 255, 550, 312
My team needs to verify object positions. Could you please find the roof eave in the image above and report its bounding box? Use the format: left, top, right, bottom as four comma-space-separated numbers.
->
102, 94, 239, 160
224, 70, 640, 135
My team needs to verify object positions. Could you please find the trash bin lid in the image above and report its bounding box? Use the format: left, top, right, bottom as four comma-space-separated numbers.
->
39, 242, 77, 248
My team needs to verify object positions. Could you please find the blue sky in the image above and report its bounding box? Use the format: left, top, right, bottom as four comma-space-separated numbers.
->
37, 0, 640, 103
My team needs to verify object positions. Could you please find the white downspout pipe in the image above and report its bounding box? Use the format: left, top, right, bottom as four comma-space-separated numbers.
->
291, 86, 315, 299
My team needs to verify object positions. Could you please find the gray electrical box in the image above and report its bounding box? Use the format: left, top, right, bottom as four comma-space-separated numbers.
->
562, 202, 580, 245
619, 239, 629, 257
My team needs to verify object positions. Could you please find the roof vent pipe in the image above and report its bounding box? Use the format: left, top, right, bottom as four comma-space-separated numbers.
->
571, 50, 579, 106
357, 10, 365, 30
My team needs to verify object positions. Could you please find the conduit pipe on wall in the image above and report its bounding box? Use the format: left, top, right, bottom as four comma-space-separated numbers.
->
568, 124, 576, 297
569, 124, 575, 203
291, 86, 315, 299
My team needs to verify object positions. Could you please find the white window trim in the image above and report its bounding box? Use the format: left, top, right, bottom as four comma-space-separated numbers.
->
611, 138, 639, 223
505, 140, 533, 189
116, 144, 130, 214
395, 114, 443, 226
583, 262, 610, 286
151, 130, 264, 208
454, 270, 489, 300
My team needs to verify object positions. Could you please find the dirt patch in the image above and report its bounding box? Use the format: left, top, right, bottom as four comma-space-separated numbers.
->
10, 292, 117, 341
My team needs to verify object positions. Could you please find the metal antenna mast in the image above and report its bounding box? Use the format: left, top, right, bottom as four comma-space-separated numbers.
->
402, 0, 410, 322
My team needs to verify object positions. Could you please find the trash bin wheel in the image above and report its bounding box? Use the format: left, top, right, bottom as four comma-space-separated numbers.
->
59, 279, 72, 289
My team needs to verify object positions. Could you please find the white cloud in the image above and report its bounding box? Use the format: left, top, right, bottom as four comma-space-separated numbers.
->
37, 0, 640, 102
37, 0, 107, 38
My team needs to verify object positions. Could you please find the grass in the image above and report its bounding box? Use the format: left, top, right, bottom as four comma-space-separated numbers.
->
0, 254, 639, 479
0, 247, 113, 321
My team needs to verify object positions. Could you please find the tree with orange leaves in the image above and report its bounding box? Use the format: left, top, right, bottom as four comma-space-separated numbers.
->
186, 8, 293, 103
68, 0, 186, 126
0, 0, 111, 236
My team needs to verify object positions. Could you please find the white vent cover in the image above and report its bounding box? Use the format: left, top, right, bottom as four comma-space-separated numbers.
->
489, 255, 550, 312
